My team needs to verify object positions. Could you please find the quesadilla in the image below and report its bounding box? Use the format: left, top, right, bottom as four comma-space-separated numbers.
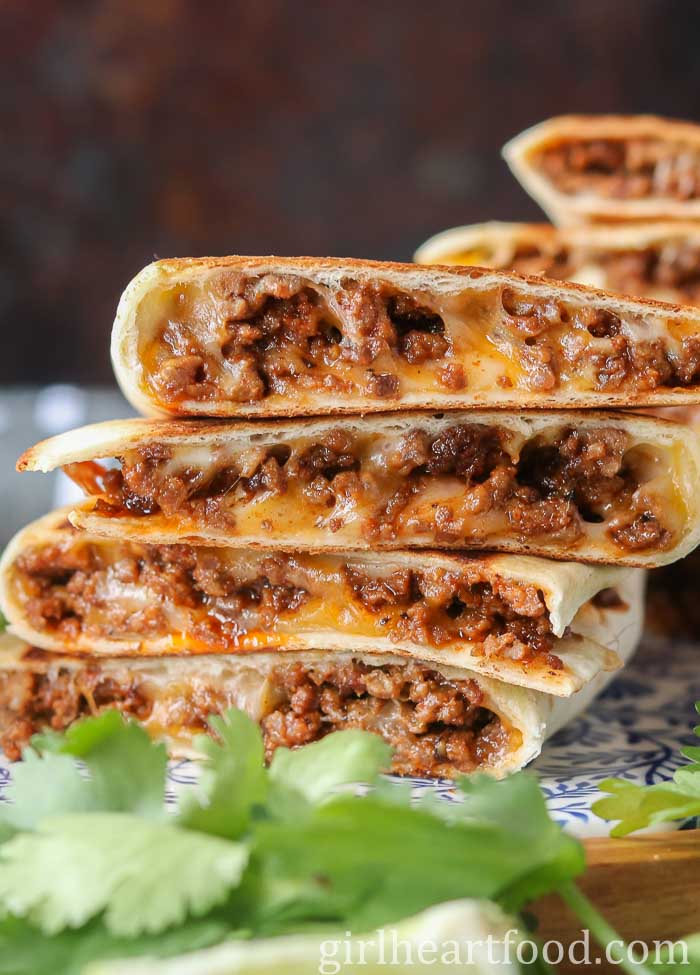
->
415, 220, 700, 307
0, 589, 642, 776
111, 255, 700, 413
504, 115, 700, 225
18, 411, 700, 567
0, 509, 643, 695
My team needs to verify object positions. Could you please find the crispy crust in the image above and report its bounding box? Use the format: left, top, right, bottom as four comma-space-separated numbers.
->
0, 508, 642, 696
504, 115, 700, 225
109, 254, 700, 417
16, 410, 700, 568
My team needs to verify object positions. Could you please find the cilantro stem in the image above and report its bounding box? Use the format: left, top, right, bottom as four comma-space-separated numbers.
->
558, 883, 656, 975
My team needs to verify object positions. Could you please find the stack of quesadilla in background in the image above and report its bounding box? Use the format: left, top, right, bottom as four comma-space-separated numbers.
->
503, 115, 700, 226
1, 248, 699, 781
416, 114, 700, 643
416, 221, 700, 307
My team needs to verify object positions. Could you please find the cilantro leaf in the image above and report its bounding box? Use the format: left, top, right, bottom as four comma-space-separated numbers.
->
0, 751, 96, 835
55, 711, 168, 818
593, 702, 700, 836
0, 813, 248, 936
456, 773, 585, 911
177, 710, 268, 840
0, 714, 168, 835
0, 612, 7, 634
249, 788, 583, 933
0, 706, 636, 973
0, 915, 228, 975
593, 778, 700, 837
269, 729, 391, 804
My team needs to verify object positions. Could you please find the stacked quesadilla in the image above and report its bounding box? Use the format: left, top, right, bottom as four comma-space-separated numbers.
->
503, 115, 700, 226
2, 245, 700, 780
416, 114, 700, 645
415, 221, 700, 307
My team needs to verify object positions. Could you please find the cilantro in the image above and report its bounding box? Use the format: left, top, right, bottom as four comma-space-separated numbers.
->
593, 702, 700, 836
0, 612, 7, 634
268, 727, 391, 804
0, 915, 228, 975
0, 706, 663, 975
0, 813, 248, 936
244, 772, 583, 935
49, 710, 169, 818
177, 710, 268, 840
0, 712, 168, 838
0, 751, 95, 835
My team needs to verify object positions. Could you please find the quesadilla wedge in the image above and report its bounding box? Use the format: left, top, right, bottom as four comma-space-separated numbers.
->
111, 255, 700, 413
18, 411, 700, 567
0, 509, 642, 695
0, 592, 642, 776
415, 220, 700, 307
504, 115, 700, 225
415, 222, 565, 276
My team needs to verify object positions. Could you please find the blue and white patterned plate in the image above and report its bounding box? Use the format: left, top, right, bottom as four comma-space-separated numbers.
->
0, 636, 696, 838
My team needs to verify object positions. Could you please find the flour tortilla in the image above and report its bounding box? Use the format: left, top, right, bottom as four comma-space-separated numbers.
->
110, 254, 700, 414
503, 115, 700, 225
415, 219, 700, 303
17, 410, 700, 568
0, 507, 644, 696
0, 599, 643, 777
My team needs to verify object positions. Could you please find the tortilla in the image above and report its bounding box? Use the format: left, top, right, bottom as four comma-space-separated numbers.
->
0, 594, 643, 776
503, 115, 700, 225
17, 410, 700, 568
0, 508, 644, 696
415, 220, 700, 307
110, 255, 700, 413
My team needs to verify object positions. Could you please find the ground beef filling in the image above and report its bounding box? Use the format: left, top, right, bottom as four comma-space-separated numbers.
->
0, 657, 510, 777
0, 665, 152, 761
491, 243, 700, 306
13, 538, 562, 666
261, 659, 509, 776
143, 272, 700, 407
65, 422, 673, 554
538, 138, 700, 200
600, 246, 700, 304
499, 287, 700, 392
147, 273, 455, 406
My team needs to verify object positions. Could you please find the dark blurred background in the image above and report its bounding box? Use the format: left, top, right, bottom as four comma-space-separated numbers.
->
3, 0, 700, 386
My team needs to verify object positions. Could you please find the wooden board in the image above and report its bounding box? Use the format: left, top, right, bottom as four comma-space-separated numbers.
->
531, 832, 700, 973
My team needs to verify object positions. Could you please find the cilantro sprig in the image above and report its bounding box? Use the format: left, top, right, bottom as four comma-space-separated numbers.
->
593, 702, 700, 836
0, 707, 663, 975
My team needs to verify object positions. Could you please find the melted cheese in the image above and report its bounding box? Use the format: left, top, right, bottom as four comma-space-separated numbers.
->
136, 271, 700, 414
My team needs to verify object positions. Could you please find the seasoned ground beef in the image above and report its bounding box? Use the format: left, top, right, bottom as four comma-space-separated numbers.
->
11, 533, 563, 666
261, 659, 508, 776
138, 270, 700, 411
147, 276, 453, 407
63, 419, 675, 557
601, 246, 700, 303
0, 654, 510, 777
0, 666, 152, 761
538, 138, 700, 200
457, 239, 700, 307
